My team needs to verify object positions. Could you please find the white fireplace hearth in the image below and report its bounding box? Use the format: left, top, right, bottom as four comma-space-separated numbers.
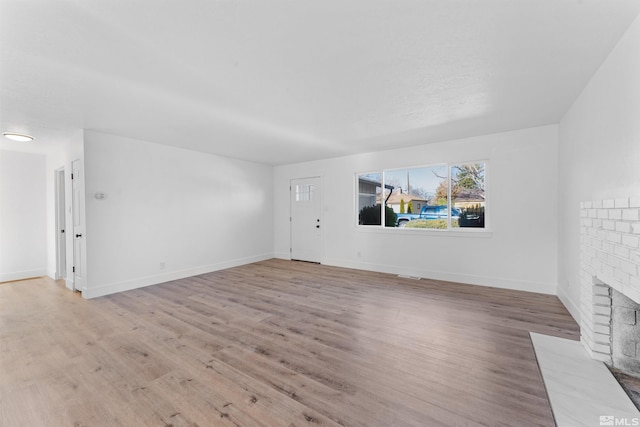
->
530, 198, 640, 426
580, 197, 640, 373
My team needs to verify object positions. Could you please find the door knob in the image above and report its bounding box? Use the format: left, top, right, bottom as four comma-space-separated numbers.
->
75, 234, 83, 238
316, 225, 320, 228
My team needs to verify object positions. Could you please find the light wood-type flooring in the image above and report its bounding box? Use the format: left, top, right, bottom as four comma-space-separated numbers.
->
0, 259, 579, 426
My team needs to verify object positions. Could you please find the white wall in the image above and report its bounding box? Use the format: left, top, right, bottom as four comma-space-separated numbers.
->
275, 125, 559, 294
0, 150, 47, 281
558, 14, 640, 321
45, 130, 85, 287
82, 131, 274, 298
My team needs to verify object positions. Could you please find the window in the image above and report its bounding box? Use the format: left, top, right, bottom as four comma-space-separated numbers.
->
356, 161, 486, 230
357, 173, 383, 225
384, 165, 448, 229
295, 184, 314, 202
451, 162, 485, 228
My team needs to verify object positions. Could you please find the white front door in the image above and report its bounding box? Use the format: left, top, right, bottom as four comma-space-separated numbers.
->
71, 159, 86, 292
290, 177, 321, 263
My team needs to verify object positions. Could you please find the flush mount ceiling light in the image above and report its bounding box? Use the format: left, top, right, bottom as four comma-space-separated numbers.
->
3, 132, 34, 142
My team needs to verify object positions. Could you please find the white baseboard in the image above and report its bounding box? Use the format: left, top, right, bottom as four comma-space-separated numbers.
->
82, 253, 562, 299
322, 257, 557, 295
0, 268, 47, 283
557, 285, 580, 323
82, 253, 274, 299
273, 251, 291, 260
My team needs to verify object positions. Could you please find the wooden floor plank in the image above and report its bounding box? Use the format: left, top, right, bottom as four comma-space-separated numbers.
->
0, 259, 579, 426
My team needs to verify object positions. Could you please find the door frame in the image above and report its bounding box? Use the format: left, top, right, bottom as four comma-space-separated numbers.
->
54, 167, 67, 280
289, 175, 323, 263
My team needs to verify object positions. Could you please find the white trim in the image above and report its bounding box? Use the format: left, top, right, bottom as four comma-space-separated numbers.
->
0, 269, 48, 283
274, 251, 291, 260
82, 253, 274, 299
354, 225, 493, 238
323, 257, 556, 295
557, 284, 580, 323
355, 160, 487, 231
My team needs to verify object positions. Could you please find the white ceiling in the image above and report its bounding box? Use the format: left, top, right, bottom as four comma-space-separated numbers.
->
1, 1, 639, 164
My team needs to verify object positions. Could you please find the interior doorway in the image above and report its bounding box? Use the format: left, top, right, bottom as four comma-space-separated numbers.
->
54, 168, 66, 280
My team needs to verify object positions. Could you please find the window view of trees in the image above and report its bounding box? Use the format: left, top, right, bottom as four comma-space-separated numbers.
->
357, 161, 486, 230
451, 163, 485, 228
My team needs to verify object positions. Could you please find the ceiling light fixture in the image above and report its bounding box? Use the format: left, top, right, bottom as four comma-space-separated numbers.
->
3, 132, 34, 142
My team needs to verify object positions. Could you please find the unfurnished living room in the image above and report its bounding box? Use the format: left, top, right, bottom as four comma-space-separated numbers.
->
2, 1, 640, 426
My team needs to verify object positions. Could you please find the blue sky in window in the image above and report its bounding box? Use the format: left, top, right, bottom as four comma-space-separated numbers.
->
384, 166, 447, 197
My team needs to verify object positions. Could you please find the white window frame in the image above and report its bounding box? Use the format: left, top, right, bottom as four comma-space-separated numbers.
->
355, 160, 489, 233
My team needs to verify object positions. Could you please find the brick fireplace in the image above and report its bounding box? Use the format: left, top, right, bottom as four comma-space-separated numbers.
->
580, 197, 640, 373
